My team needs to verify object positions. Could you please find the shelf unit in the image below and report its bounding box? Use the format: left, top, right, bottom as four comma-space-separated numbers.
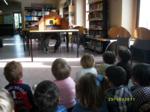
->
85, 0, 108, 53
63, 1, 70, 22
24, 4, 54, 30
24, 7, 43, 30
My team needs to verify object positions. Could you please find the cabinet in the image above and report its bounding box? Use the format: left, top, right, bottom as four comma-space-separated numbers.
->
86, 0, 108, 53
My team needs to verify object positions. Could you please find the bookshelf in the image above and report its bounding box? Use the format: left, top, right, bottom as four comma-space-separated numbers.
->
24, 7, 43, 30
89, 0, 107, 37
85, 0, 108, 53
24, 4, 54, 30
63, 1, 70, 22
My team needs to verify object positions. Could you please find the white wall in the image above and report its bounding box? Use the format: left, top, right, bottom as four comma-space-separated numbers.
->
109, 0, 136, 35
122, 0, 133, 34
109, 0, 122, 27
75, 0, 84, 26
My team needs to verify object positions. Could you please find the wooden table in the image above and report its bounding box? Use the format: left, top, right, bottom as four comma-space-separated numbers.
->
29, 29, 79, 61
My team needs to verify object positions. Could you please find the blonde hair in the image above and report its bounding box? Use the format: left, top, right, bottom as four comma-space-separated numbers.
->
80, 54, 95, 68
0, 88, 14, 112
4, 61, 23, 83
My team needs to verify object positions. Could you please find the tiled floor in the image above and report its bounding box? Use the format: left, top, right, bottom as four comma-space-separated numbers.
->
0, 34, 102, 88
0, 34, 101, 61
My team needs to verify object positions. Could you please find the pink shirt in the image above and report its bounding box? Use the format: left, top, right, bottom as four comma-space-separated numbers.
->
54, 77, 76, 108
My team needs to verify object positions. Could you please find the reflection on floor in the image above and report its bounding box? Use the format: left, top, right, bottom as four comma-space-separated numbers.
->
0, 34, 101, 61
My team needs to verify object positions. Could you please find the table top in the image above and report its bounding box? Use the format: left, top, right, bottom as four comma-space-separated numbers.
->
30, 29, 79, 33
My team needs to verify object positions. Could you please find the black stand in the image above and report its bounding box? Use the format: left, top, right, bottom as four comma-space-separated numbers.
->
0, 39, 3, 48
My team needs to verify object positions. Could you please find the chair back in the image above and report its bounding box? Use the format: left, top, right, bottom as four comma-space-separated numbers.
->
107, 26, 131, 52
134, 27, 150, 40
108, 26, 131, 38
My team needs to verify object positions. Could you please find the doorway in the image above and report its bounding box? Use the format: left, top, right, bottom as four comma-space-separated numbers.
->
14, 12, 22, 32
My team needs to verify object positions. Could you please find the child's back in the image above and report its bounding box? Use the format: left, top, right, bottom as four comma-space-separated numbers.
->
33, 80, 67, 112
75, 53, 97, 82
73, 73, 108, 112
4, 61, 34, 112
116, 46, 132, 85
97, 51, 116, 75
52, 58, 76, 111
105, 66, 133, 112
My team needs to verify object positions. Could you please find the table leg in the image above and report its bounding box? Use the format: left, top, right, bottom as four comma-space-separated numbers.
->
29, 38, 33, 62
77, 32, 79, 57
66, 33, 69, 52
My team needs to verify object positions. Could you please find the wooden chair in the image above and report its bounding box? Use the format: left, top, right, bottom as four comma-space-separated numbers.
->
108, 26, 131, 38
131, 27, 150, 63
134, 27, 150, 40
106, 26, 131, 54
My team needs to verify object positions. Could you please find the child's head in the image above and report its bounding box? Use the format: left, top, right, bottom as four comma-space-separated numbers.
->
105, 66, 127, 87
80, 53, 95, 68
0, 88, 14, 112
4, 61, 23, 83
131, 63, 150, 86
102, 51, 116, 64
52, 58, 71, 80
76, 73, 104, 110
34, 80, 59, 112
118, 46, 131, 62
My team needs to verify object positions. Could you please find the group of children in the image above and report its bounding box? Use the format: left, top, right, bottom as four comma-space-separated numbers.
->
0, 46, 150, 112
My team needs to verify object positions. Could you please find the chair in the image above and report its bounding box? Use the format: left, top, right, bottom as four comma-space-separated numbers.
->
106, 26, 131, 55
131, 27, 150, 63
108, 26, 131, 47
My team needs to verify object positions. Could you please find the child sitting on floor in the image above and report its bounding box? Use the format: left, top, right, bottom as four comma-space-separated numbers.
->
105, 66, 133, 112
97, 51, 116, 75
117, 46, 132, 85
51, 58, 76, 112
75, 53, 97, 82
131, 63, 150, 112
73, 73, 108, 112
3, 61, 34, 112
33, 80, 67, 112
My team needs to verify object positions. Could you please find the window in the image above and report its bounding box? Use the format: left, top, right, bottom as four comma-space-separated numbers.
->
139, 0, 150, 29
85, 0, 89, 29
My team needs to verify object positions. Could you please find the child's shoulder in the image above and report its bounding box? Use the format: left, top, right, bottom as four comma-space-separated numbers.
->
56, 105, 67, 112
106, 85, 132, 97
5, 83, 31, 91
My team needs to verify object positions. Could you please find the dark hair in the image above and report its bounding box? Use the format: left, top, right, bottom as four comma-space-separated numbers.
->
103, 51, 116, 64
4, 61, 23, 83
80, 53, 95, 68
76, 73, 104, 111
118, 46, 131, 63
51, 58, 71, 80
131, 63, 150, 86
34, 80, 59, 112
105, 66, 127, 86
